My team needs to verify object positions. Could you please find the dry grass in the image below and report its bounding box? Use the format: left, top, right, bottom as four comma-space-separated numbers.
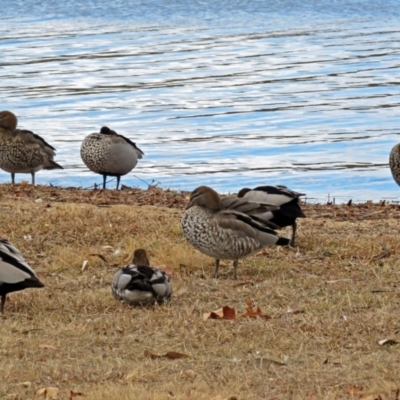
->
1, 185, 400, 400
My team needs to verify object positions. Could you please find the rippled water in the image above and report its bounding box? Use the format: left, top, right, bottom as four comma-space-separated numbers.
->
2, 0, 400, 202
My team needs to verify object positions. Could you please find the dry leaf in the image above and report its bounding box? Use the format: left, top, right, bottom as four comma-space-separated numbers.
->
182, 369, 197, 379
89, 253, 108, 262
203, 306, 236, 321
210, 396, 238, 400
165, 351, 189, 360
69, 390, 85, 399
248, 357, 286, 367
175, 284, 188, 297
241, 300, 270, 320
156, 264, 176, 277
36, 387, 59, 399
39, 344, 57, 350
346, 384, 364, 398
81, 260, 88, 271
378, 339, 398, 346
144, 350, 189, 359
18, 381, 32, 388
101, 245, 114, 252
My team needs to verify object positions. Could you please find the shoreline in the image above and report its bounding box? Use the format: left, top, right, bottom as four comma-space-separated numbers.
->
1, 183, 399, 211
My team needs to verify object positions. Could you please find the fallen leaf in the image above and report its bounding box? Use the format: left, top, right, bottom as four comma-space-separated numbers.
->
69, 390, 85, 399
81, 260, 88, 271
210, 396, 238, 400
378, 339, 398, 346
203, 306, 236, 321
165, 351, 189, 360
156, 264, 176, 277
101, 245, 114, 252
182, 369, 197, 379
144, 350, 189, 359
39, 344, 57, 350
248, 357, 286, 367
36, 387, 59, 399
89, 253, 108, 262
346, 384, 364, 398
175, 284, 188, 297
18, 381, 32, 388
241, 300, 270, 320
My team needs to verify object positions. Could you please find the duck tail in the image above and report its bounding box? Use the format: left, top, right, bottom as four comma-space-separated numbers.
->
44, 160, 64, 170
276, 237, 290, 246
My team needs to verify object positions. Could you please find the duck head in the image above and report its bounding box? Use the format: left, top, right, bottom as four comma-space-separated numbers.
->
132, 248, 150, 266
0, 111, 18, 131
237, 188, 251, 198
100, 126, 118, 135
185, 186, 221, 210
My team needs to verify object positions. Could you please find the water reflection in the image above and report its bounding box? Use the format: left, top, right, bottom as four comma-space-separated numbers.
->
1, 0, 400, 202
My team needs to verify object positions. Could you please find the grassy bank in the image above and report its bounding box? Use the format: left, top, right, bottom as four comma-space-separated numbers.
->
1, 184, 400, 400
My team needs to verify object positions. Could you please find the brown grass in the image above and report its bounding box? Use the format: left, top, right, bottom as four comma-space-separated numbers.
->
1, 185, 400, 400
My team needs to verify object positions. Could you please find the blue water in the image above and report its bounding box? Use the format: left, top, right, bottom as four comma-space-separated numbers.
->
1, 0, 400, 202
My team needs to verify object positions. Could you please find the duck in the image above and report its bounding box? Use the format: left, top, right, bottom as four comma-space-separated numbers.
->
81, 126, 144, 190
0, 238, 45, 313
111, 248, 172, 306
237, 185, 306, 247
0, 111, 63, 185
181, 186, 290, 279
389, 143, 400, 186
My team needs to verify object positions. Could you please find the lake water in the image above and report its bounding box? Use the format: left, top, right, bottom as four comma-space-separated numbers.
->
2, 0, 400, 203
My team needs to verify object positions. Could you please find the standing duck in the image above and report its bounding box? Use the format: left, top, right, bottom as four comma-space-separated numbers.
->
389, 143, 400, 186
111, 248, 172, 306
238, 185, 306, 247
0, 238, 44, 313
0, 111, 63, 185
81, 126, 144, 190
181, 186, 290, 279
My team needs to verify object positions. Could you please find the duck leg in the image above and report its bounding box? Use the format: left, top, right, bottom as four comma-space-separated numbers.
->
213, 259, 220, 278
31, 172, 35, 186
116, 175, 121, 190
1, 294, 6, 314
11, 173, 15, 185
232, 259, 239, 280
102, 174, 107, 190
290, 221, 297, 247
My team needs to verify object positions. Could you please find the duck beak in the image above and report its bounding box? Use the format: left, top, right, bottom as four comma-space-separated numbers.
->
185, 199, 194, 209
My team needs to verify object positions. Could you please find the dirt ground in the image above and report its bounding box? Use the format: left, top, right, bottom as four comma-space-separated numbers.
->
1, 184, 400, 400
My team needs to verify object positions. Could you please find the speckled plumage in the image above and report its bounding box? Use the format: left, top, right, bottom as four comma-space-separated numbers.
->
181, 186, 290, 279
0, 238, 44, 313
389, 143, 400, 187
81, 126, 144, 189
238, 185, 306, 246
0, 111, 63, 185
111, 249, 172, 306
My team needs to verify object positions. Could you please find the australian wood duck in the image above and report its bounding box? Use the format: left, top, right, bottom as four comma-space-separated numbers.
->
0, 111, 63, 185
181, 186, 290, 279
0, 238, 44, 313
81, 126, 144, 190
238, 185, 306, 246
389, 143, 400, 187
111, 249, 172, 306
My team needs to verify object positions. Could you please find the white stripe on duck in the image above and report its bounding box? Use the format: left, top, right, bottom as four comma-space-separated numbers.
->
0, 110, 63, 185
111, 249, 172, 306
389, 143, 400, 187
81, 126, 144, 190
0, 238, 44, 313
238, 185, 306, 246
181, 185, 290, 279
